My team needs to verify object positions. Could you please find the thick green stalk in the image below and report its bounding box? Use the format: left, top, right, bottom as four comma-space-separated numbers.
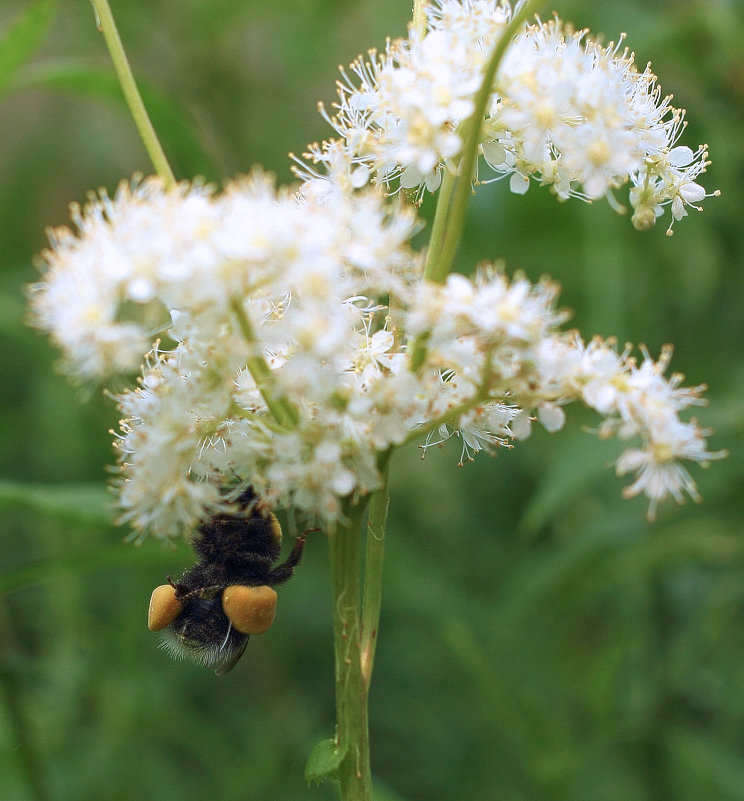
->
361, 451, 392, 686
411, 0, 428, 38
421, 168, 457, 283
90, 0, 176, 187
328, 499, 372, 801
326, 454, 392, 800
424, 0, 542, 284
409, 1, 542, 371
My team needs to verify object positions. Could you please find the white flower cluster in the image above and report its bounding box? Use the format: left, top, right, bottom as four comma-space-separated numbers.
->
31, 173, 424, 536
30, 174, 416, 380
404, 272, 723, 512
298, 0, 717, 232
28, 1, 722, 540
529, 337, 723, 519
30, 172, 721, 537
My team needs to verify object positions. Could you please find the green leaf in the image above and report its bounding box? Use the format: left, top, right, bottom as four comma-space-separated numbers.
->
0, 480, 112, 525
304, 737, 346, 786
0, 0, 57, 99
13, 60, 215, 178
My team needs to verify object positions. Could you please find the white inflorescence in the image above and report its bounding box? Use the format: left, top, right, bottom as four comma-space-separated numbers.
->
297, 1, 717, 233
29, 1, 722, 539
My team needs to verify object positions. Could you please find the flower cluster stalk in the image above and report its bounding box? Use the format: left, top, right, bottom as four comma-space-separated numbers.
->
424, 0, 542, 282
410, 0, 542, 372
325, 452, 391, 800
231, 299, 300, 429
360, 452, 391, 685
411, 0, 428, 38
90, 0, 176, 187
328, 499, 372, 800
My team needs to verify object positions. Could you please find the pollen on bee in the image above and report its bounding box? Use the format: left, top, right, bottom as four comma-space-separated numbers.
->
222, 584, 277, 634
268, 513, 283, 544
148, 584, 183, 631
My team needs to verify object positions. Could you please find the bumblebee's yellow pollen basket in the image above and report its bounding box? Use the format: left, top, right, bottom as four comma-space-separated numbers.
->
148, 584, 183, 631
222, 585, 277, 635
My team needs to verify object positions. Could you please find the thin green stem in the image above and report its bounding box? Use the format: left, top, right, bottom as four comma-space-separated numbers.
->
230, 299, 299, 429
425, 0, 542, 284
410, 168, 456, 370
404, 347, 501, 447
328, 498, 372, 801
90, 0, 176, 187
408, 1, 542, 372
422, 167, 457, 281
361, 450, 392, 686
411, 0, 428, 38
408, 329, 430, 373
400, 385, 491, 448
228, 402, 286, 434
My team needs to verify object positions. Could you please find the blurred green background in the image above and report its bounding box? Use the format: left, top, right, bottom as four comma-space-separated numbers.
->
1, 1, 742, 799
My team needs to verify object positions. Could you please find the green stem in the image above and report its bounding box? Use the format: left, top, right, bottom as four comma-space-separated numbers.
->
410, 169, 456, 370
400, 384, 491, 448
409, 1, 541, 371
361, 450, 392, 686
90, 0, 176, 187
328, 498, 372, 801
227, 402, 286, 434
325, 453, 392, 799
411, 0, 428, 38
422, 168, 457, 281
230, 299, 299, 429
425, 0, 541, 284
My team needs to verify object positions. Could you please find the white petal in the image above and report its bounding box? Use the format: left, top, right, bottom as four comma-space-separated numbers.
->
668, 146, 694, 167
511, 410, 532, 440
482, 141, 507, 167
538, 403, 566, 433
509, 173, 530, 195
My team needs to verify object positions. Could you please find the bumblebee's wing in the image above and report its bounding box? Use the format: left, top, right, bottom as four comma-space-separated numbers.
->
214, 635, 249, 676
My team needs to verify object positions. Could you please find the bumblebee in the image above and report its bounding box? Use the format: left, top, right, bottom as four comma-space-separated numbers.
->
148, 488, 307, 675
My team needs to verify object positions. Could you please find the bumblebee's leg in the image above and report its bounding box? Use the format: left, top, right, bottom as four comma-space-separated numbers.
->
167, 576, 208, 604
265, 533, 308, 584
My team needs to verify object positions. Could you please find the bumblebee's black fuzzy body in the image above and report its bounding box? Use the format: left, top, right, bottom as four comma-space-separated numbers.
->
160, 489, 306, 675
